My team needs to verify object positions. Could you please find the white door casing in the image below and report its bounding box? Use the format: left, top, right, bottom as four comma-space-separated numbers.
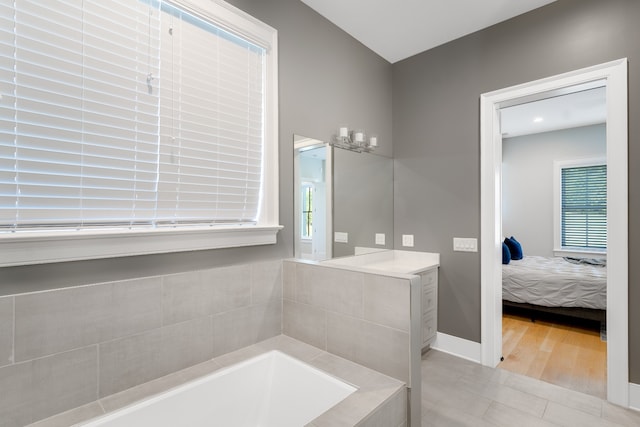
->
480, 59, 628, 406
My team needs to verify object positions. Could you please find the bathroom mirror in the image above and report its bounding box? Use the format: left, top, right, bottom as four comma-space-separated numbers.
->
293, 134, 393, 260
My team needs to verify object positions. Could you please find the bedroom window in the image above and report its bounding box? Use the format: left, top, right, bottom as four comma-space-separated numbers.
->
0, 0, 279, 266
554, 159, 607, 255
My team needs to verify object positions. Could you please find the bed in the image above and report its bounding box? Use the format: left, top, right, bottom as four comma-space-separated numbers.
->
502, 255, 606, 323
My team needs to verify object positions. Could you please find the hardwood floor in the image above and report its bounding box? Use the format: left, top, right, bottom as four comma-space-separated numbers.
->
498, 310, 607, 399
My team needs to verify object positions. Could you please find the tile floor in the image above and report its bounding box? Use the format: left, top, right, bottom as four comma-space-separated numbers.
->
421, 349, 640, 427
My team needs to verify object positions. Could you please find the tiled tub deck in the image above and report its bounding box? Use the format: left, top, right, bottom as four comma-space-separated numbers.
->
27, 335, 407, 427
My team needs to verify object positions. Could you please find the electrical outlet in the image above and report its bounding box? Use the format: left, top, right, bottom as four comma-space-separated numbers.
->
402, 234, 414, 247
334, 232, 348, 243
453, 237, 477, 252
375, 233, 385, 245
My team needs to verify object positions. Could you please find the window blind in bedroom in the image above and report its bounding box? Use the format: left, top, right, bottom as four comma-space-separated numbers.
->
561, 164, 607, 250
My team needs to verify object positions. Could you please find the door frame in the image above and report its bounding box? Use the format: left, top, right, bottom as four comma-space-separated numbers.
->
479, 58, 629, 406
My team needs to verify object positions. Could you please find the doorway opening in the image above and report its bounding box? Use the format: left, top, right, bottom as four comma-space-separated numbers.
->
480, 59, 628, 406
498, 88, 607, 398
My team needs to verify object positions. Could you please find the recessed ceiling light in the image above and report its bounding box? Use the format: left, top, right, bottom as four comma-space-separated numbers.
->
533, 116, 544, 123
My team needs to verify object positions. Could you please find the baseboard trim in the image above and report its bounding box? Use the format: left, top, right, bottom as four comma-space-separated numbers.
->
630, 382, 640, 411
431, 332, 482, 364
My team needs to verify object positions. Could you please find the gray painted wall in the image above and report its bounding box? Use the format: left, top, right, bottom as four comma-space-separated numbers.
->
0, 0, 393, 295
333, 150, 394, 257
392, 0, 640, 381
503, 124, 606, 257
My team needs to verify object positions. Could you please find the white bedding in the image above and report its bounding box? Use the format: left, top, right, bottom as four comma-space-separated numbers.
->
502, 255, 606, 310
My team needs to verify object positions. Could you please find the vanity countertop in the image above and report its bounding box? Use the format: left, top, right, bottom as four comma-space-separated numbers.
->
322, 249, 439, 275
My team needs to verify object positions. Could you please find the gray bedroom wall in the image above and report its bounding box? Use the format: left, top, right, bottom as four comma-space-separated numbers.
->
392, 0, 640, 381
502, 124, 606, 257
0, 0, 393, 295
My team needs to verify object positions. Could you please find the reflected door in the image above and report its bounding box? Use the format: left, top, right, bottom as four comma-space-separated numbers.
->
294, 137, 332, 260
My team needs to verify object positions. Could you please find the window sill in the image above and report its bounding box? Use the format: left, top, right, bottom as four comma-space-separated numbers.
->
553, 248, 607, 258
0, 225, 283, 267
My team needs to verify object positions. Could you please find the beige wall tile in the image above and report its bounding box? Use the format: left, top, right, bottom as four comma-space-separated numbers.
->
327, 312, 410, 384
110, 278, 163, 339
0, 297, 13, 367
162, 271, 214, 325
282, 260, 296, 301
295, 264, 329, 307
251, 300, 282, 343
212, 306, 254, 357
325, 269, 364, 318
283, 300, 326, 350
98, 329, 164, 397
162, 316, 214, 374
363, 275, 410, 332
212, 300, 281, 357
205, 265, 252, 314
358, 387, 406, 427
251, 260, 282, 305
295, 264, 364, 317
0, 361, 35, 427
100, 371, 187, 414
15, 285, 111, 362
15, 278, 162, 361
31, 346, 98, 423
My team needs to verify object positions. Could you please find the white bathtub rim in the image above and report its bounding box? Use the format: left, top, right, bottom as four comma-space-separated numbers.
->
73, 350, 358, 427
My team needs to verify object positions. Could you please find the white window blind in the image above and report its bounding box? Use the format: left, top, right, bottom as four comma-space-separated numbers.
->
561, 163, 607, 250
0, 0, 267, 233
157, 2, 264, 225
0, 0, 162, 229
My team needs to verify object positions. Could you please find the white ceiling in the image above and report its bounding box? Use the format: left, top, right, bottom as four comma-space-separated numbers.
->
501, 86, 607, 138
300, 0, 558, 64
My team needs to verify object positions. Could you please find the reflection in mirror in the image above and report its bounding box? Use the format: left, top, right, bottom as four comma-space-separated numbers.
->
293, 134, 393, 260
294, 136, 332, 260
332, 148, 393, 258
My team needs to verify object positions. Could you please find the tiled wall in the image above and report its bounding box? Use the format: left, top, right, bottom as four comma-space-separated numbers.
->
0, 260, 282, 427
282, 260, 414, 385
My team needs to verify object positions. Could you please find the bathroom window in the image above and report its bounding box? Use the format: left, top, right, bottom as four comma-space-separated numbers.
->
0, 0, 279, 266
554, 159, 607, 254
301, 183, 313, 239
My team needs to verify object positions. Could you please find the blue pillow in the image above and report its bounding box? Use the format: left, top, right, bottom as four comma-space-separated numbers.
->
502, 242, 511, 264
505, 236, 523, 260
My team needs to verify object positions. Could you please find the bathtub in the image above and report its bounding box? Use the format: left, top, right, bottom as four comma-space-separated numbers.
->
78, 351, 357, 427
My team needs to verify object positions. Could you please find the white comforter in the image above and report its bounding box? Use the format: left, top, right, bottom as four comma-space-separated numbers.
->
502, 255, 607, 310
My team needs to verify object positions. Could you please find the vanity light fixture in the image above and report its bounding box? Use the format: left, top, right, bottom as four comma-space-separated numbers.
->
331, 126, 377, 153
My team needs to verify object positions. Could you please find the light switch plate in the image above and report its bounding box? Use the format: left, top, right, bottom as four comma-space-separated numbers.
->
334, 232, 348, 243
453, 237, 477, 252
375, 233, 385, 245
402, 234, 414, 247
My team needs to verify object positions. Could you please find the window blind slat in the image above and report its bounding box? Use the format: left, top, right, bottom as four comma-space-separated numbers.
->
561, 164, 607, 249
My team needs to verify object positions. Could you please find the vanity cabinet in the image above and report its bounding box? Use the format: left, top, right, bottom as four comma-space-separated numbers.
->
421, 268, 438, 349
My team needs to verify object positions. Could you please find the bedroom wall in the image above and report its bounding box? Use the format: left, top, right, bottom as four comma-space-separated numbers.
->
391, 0, 640, 382
502, 124, 606, 257
0, 0, 393, 296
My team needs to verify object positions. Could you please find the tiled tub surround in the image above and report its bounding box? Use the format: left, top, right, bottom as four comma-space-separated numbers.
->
0, 261, 282, 427
27, 336, 407, 427
283, 259, 424, 425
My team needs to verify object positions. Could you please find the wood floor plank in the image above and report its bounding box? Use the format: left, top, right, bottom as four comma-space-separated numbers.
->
499, 312, 606, 399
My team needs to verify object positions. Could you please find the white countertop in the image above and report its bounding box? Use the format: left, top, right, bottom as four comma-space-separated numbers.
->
322, 249, 439, 275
